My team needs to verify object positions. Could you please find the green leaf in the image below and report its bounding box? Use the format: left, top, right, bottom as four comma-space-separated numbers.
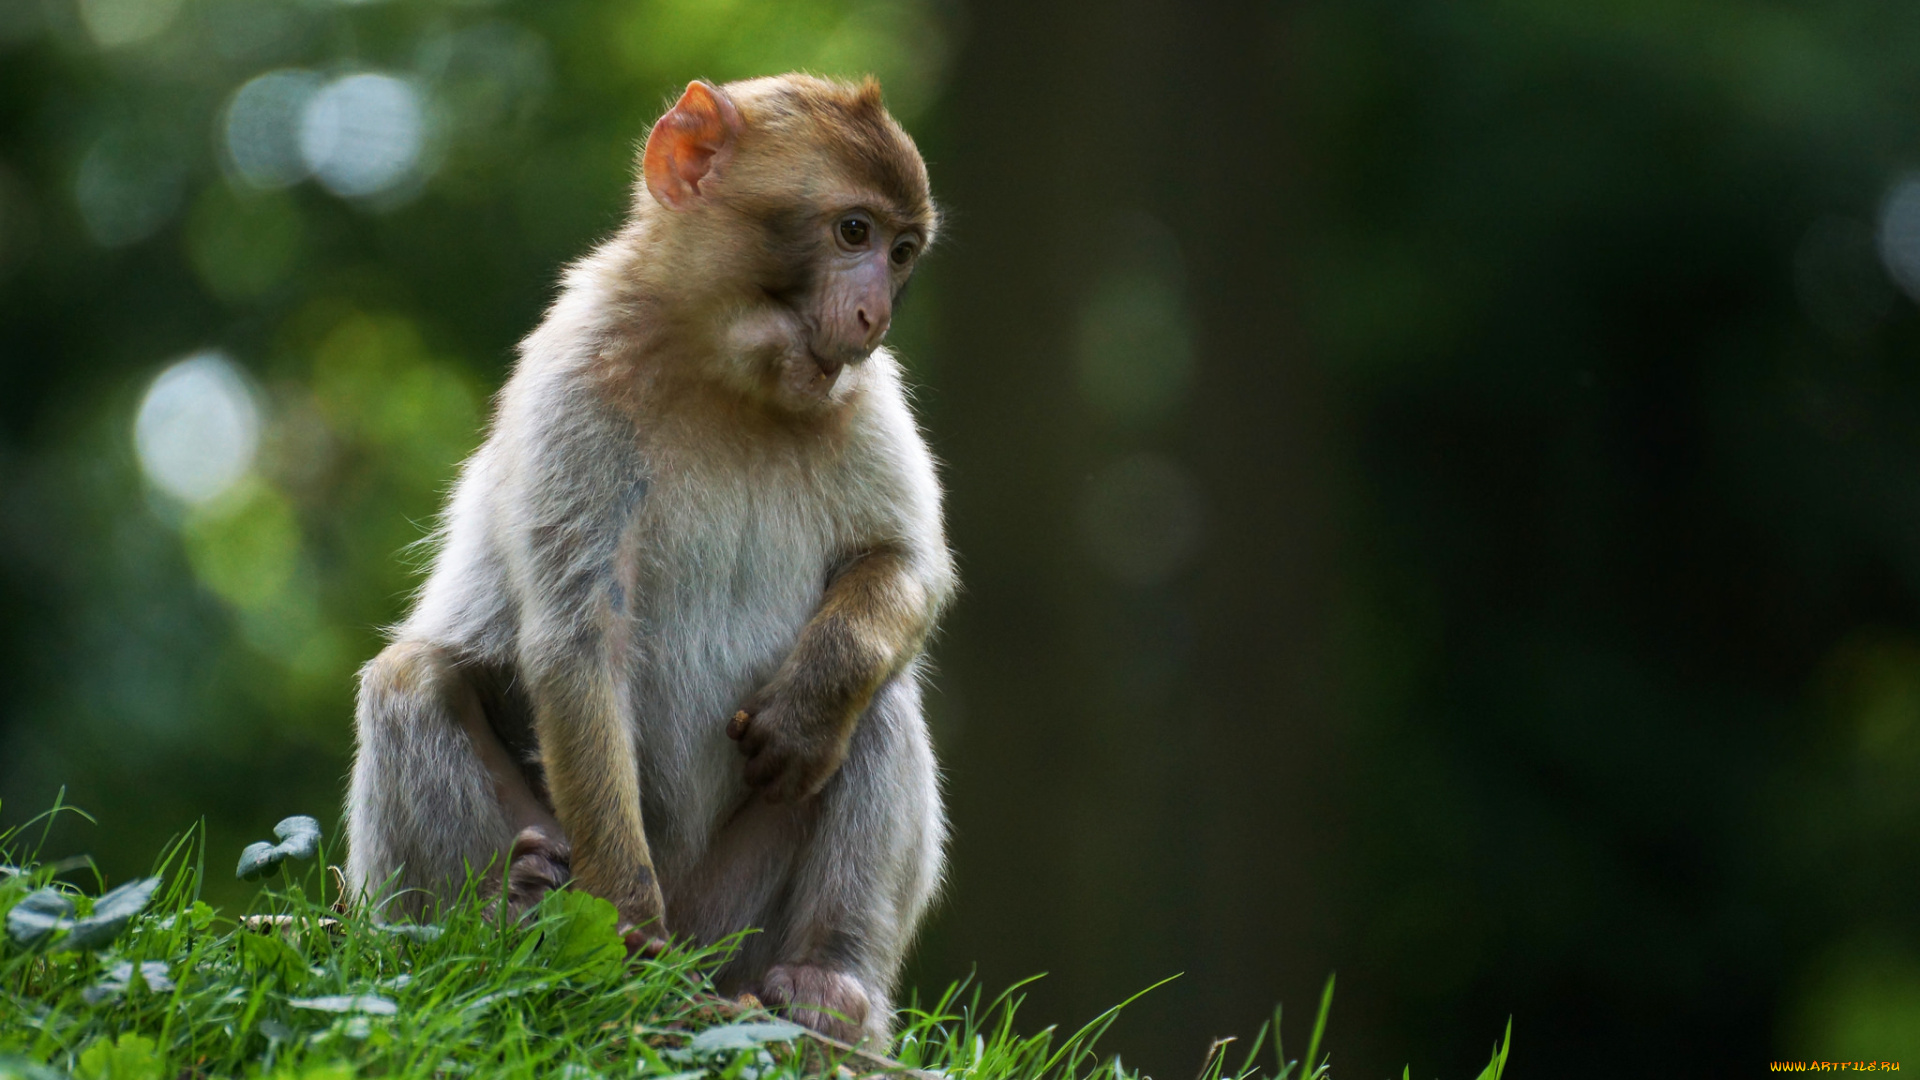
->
289, 995, 397, 1016
1302, 972, 1335, 1079
538, 891, 624, 981
687, 1020, 808, 1052
66, 878, 160, 950
240, 930, 308, 986
185, 900, 215, 930
373, 923, 440, 943
279, 1066, 354, 1080
237, 816, 323, 880
5, 889, 75, 948
83, 961, 174, 1004
6, 879, 157, 952
74, 1034, 162, 1080
0, 1055, 68, 1080
1471, 1017, 1512, 1080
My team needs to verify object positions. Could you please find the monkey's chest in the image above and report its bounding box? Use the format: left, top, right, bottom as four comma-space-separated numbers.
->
616, 475, 847, 849
622, 475, 846, 725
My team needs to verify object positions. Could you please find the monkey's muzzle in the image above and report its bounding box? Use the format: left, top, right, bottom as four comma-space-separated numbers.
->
811, 351, 847, 381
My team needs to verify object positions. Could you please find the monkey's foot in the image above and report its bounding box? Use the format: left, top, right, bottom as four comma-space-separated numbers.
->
506, 828, 668, 959
503, 826, 571, 916
755, 964, 875, 1043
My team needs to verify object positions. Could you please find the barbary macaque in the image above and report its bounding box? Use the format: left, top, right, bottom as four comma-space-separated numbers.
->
344, 74, 953, 1043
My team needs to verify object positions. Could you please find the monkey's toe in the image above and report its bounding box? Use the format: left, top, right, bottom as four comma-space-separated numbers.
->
756, 964, 875, 1043
504, 826, 572, 916
621, 926, 668, 959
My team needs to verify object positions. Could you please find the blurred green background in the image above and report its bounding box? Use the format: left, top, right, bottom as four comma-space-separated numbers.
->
6, 0, 1920, 1073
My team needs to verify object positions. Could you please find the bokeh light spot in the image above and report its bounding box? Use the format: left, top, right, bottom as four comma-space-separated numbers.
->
299, 73, 427, 198
1874, 174, 1920, 303
182, 482, 302, 612
419, 20, 550, 144
1790, 940, 1920, 1063
612, 0, 953, 120
179, 481, 328, 669
0, 0, 41, 45
224, 70, 322, 189
74, 133, 184, 247
0, 163, 34, 281
1074, 215, 1194, 429
78, 0, 183, 48
810, 1, 952, 120
1078, 453, 1206, 586
1794, 216, 1893, 340
185, 185, 303, 301
310, 311, 481, 487
134, 352, 262, 505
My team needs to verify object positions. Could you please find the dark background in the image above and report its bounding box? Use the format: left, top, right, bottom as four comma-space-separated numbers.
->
5, 0, 1920, 1075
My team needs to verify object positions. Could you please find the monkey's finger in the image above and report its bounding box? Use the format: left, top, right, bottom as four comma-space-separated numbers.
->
726, 710, 751, 740
755, 762, 797, 803
757, 970, 794, 1008
772, 763, 820, 804
754, 762, 794, 799
737, 726, 768, 757
742, 750, 780, 789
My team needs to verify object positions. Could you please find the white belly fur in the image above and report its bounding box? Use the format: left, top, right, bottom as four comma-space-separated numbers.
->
623, 443, 853, 879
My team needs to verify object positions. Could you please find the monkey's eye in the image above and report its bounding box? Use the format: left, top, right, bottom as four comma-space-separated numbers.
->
837, 217, 871, 248
890, 240, 917, 267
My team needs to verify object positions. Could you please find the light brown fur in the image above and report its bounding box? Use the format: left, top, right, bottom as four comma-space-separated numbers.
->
346, 74, 954, 1045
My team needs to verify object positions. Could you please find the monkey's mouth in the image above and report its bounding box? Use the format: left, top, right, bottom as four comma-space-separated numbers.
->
808, 350, 846, 383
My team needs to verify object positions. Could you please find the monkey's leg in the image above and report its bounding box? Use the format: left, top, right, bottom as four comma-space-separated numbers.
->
720, 668, 945, 1045
346, 641, 563, 921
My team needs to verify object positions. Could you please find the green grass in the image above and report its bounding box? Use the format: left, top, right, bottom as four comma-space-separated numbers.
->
0, 803, 1511, 1080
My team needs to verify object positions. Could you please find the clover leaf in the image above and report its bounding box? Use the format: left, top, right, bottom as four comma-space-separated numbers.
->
687, 1019, 808, 1052
76, 1034, 160, 1080
5, 890, 74, 948
83, 961, 174, 1005
659, 1019, 808, 1080
236, 816, 322, 881
289, 994, 397, 1016
67, 877, 162, 950
5, 878, 159, 952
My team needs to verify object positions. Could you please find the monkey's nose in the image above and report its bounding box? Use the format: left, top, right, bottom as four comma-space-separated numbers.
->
856, 305, 890, 349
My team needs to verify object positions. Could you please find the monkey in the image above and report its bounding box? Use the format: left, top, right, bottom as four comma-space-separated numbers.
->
343, 74, 953, 1044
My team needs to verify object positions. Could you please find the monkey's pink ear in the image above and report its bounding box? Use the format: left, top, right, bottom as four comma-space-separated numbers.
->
643, 80, 741, 210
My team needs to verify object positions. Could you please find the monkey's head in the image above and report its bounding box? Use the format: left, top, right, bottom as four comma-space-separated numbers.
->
635, 74, 938, 413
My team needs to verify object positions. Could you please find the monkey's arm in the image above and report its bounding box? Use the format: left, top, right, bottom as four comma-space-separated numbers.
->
730, 539, 950, 802
508, 382, 664, 935
520, 602, 661, 933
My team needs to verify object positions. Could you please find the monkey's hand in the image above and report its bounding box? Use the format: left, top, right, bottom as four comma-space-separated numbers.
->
610, 889, 671, 959
726, 688, 859, 802
504, 827, 666, 958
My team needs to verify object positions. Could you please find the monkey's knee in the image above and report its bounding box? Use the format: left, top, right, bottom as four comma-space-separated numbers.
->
355, 641, 504, 789
358, 641, 465, 723
349, 640, 515, 909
